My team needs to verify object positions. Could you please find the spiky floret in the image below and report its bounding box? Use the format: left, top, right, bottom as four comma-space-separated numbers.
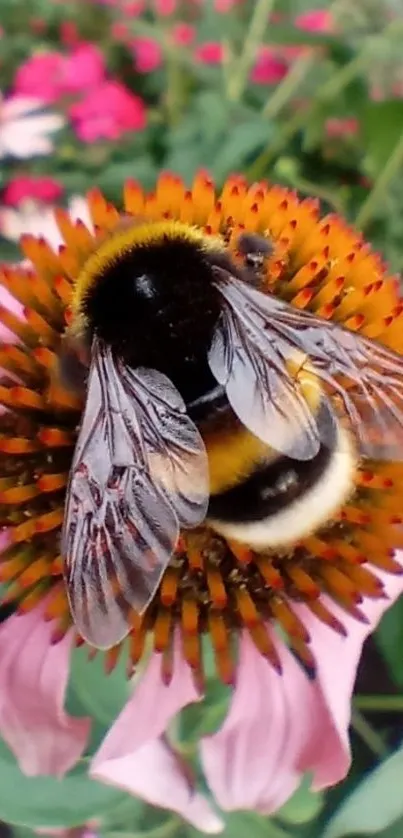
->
0, 170, 402, 684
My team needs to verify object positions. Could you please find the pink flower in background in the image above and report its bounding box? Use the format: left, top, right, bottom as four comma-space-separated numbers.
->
131, 37, 163, 73
0, 95, 64, 158
194, 42, 224, 65
14, 54, 65, 103
61, 44, 106, 94
295, 9, 334, 33
14, 44, 106, 103
69, 81, 146, 142
3, 176, 63, 206
124, 0, 147, 14
59, 21, 80, 46
29, 17, 47, 35
214, 0, 239, 11
251, 47, 288, 85
171, 22, 195, 47
111, 22, 130, 42
153, 0, 176, 14
325, 118, 359, 139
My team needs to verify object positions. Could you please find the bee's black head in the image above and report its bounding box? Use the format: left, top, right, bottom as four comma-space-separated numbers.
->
81, 233, 224, 406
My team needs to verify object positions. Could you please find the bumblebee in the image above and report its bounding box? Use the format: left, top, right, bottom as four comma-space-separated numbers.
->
60, 220, 403, 649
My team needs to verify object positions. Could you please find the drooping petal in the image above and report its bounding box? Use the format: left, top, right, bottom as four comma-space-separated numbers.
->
294, 566, 403, 788
91, 634, 200, 768
91, 638, 214, 830
0, 602, 90, 776
201, 567, 403, 813
201, 630, 342, 813
93, 738, 223, 834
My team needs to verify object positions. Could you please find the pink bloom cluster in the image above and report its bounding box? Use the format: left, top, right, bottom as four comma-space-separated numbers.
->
14, 44, 105, 103
14, 43, 146, 142
190, 7, 334, 83
3, 175, 63, 206
70, 81, 146, 142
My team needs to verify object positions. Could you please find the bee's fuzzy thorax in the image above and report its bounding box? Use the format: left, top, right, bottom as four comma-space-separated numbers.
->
74, 221, 226, 405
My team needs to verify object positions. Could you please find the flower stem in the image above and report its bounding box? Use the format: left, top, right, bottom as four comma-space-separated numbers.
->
247, 46, 376, 182
355, 131, 403, 230
226, 0, 276, 102
262, 52, 316, 120
355, 695, 403, 712
351, 708, 389, 758
165, 41, 185, 126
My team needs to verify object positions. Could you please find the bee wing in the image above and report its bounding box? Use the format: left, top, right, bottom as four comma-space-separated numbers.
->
209, 275, 328, 459
210, 275, 403, 461
62, 341, 208, 650
119, 364, 209, 527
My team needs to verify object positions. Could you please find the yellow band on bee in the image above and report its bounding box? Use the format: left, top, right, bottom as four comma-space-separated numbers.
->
205, 353, 323, 496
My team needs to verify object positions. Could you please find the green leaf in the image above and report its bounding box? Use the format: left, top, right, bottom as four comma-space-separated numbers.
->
96, 158, 157, 195
220, 812, 291, 838
323, 745, 403, 838
67, 644, 131, 728
180, 678, 231, 743
211, 120, 274, 181
0, 738, 127, 828
187, 811, 291, 838
362, 101, 403, 176
277, 776, 324, 825
375, 598, 403, 687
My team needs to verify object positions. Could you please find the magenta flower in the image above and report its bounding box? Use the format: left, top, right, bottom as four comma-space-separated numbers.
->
131, 37, 163, 73
294, 9, 334, 33
325, 118, 360, 139
214, 0, 240, 11
1, 173, 403, 832
3, 175, 63, 206
69, 81, 147, 141
14, 44, 106, 103
194, 42, 224, 65
153, 0, 177, 14
251, 47, 289, 85
171, 22, 196, 47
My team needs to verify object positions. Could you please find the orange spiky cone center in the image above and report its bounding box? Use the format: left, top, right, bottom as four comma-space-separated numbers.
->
0, 170, 402, 684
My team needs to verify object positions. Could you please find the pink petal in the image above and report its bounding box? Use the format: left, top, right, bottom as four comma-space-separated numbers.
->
92, 633, 200, 768
0, 602, 90, 776
93, 738, 223, 834
201, 566, 403, 812
201, 631, 334, 813
295, 565, 403, 787
295, 9, 333, 32
91, 638, 216, 831
0, 287, 24, 343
